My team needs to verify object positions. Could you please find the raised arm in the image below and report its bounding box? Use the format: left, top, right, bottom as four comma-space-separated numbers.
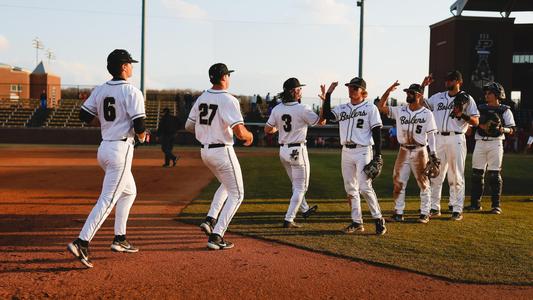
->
378, 81, 400, 115
319, 82, 338, 123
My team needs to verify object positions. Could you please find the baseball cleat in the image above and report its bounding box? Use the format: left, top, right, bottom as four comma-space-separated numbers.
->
465, 205, 483, 212
67, 239, 93, 268
172, 156, 179, 167
199, 222, 213, 236
375, 218, 387, 235
451, 212, 463, 221
417, 214, 430, 224
491, 207, 502, 214
343, 222, 365, 234
429, 209, 441, 217
207, 234, 234, 250
302, 205, 318, 219
111, 239, 139, 253
283, 221, 302, 228
389, 214, 404, 222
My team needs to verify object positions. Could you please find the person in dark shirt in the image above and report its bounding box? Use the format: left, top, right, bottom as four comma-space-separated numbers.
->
157, 108, 179, 167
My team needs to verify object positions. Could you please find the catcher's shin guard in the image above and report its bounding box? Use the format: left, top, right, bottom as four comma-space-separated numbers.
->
470, 168, 485, 208
487, 170, 502, 208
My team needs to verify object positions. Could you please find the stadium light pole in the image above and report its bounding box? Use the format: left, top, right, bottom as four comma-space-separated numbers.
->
32, 37, 44, 66
141, 0, 146, 97
356, 0, 364, 78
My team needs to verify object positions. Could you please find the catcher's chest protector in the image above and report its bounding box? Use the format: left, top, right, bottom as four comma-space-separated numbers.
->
477, 104, 508, 138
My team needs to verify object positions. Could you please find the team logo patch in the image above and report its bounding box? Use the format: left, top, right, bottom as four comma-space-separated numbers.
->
290, 149, 299, 161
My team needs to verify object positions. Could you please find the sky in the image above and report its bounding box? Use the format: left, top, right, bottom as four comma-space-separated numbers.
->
1, 0, 532, 106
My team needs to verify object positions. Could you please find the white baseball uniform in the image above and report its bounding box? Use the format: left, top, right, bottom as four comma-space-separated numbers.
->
330, 100, 383, 224
387, 105, 437, 215
266, 101, 320, 222
186, 89, 245, 237
425, 91, 479, 213
79, 79, 146, 242
472, 105, 515, 171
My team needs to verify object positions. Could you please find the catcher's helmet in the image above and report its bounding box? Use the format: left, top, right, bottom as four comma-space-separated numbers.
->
483, 82, 506, 100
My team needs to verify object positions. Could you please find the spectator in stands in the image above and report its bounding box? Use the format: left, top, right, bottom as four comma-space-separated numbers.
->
157, 108, 179, 167
184, 92, 194, 114
388, 123, 398, 149
40, 90, 47, 109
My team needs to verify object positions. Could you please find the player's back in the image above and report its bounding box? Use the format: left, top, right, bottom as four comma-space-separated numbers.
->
191, 89, 244, 145
268, 102, 319, 144
82, 80, 145, 141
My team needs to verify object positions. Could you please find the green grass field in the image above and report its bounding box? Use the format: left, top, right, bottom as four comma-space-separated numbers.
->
179, 150, 533, 284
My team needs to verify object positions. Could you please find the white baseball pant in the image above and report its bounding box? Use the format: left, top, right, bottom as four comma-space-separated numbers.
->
430, 133, 467, 213
79, 139, 137, 242
392, 146, 431, 215
202, 146, 244, 237
279, 145, 310, 222
472, 140, 503, 171
341, 146, 382, 223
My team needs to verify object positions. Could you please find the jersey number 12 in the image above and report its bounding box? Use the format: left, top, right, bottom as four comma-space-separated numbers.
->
199, 103, 218, 125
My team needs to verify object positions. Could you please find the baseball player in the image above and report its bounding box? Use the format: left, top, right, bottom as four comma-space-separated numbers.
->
467, 82, 515, 214
378, 81, 438, 223
67, 49, 147, 268
422, 71, 479, 221
185, 63, 253, 250
320, 78, 387, 235
264, 78, 321, 228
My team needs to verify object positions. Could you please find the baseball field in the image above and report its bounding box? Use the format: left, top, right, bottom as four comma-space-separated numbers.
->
1, 145, 532, 299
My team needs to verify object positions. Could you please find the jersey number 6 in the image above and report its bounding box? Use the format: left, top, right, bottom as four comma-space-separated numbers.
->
103, 97, 116, 121
199, 103, 218, 125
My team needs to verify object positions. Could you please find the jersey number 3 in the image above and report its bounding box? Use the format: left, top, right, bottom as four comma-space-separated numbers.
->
282, 114, 292, 132
199, 103, 218, 125
103, 97, 116, 121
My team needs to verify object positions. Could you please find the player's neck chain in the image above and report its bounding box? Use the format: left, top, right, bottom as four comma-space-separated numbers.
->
400, 116, 427, 125
338, 110, 367, 121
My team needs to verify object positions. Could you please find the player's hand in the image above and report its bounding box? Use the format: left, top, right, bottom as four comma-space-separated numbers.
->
387, 80, 400, 93
243, 134, 253, 146
422, 74, 434, 87
451, 107, 463, 118
327, 82, 338, 94
318, 84, 326, 100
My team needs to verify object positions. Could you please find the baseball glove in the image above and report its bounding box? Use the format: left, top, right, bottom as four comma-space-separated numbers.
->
424, 154, 441, 179
483, 112, 502, 137
363, 155, 383, 180
450, 92, 470, 119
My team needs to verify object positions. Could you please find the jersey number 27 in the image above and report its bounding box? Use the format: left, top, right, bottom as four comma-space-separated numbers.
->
199, 103, 218, 125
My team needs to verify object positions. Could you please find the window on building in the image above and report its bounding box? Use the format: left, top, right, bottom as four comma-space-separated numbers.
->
513, 54, 533, 64
10, 84, 22, 92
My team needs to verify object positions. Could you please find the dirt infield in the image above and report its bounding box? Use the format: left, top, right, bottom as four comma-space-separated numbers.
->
0, 146, 531, 299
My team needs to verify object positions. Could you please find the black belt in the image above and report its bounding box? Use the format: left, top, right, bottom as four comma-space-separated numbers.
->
279, 143, 305, 148
401, 144, 423, 150
103, 138, 128, 142
439, 131, 462, 136
202, 143, 226, 149
344, 144, 365, 149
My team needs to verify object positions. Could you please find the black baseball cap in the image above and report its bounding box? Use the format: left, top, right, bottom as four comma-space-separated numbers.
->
345, 77, 366, 89
107, 49, 138, 65
403, 83, 423, 94
283, 77, 305, 91
446, 70, 463, 81
209, 63, 234, 81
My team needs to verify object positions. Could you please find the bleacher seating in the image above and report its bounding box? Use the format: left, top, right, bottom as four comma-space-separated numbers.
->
0, 99, 39, 127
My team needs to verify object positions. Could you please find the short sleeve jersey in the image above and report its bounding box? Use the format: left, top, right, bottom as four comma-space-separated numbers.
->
388, 105, 437, 146
81, 80, 146, 140
266, 102, 319, 144
425, 91, 479, 133
187, 89, 244, 145
330, 100, 382, 146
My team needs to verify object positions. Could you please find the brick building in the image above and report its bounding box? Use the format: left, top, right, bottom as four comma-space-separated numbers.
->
0, 61, 61, 107
0, 63, 30, 100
